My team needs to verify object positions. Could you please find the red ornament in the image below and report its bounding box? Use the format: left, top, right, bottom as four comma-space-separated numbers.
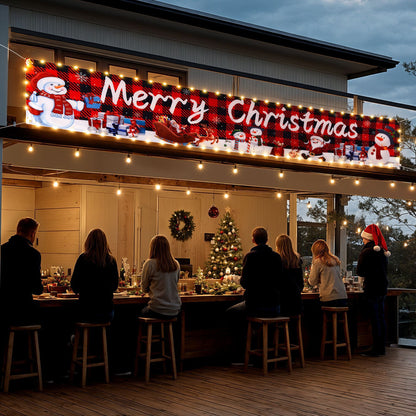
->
233, 247, 237, 251
220, 231, 224, 234
223, 247, 228, 251
234, 256, 238, 261
208, 206, 219, 218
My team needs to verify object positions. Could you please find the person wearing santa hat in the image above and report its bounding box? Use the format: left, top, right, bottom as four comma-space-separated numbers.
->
357, 224, 390, 357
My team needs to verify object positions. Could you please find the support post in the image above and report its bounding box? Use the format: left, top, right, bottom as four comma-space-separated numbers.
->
289, 193, 298, 251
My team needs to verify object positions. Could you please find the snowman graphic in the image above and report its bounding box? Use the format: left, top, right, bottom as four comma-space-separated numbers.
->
367, 127, 395, 164
27, 72, 84, 128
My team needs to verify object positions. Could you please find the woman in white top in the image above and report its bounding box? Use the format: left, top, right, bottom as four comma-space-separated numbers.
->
308, 239, 347, 307
140, 235, 182, 318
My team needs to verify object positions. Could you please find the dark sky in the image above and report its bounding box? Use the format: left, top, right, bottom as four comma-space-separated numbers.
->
159, 0, 416, 121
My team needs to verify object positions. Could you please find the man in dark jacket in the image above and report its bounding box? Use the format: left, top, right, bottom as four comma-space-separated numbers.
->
226, 227, 283, 362
357, 224, 389, 357
0, 217, 43, 326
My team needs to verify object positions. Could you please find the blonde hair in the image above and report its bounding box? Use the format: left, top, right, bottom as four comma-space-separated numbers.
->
311, 239, 341, 267
275, 234, 301, 269
84, 229, 113, 268
149, 235, 178, 273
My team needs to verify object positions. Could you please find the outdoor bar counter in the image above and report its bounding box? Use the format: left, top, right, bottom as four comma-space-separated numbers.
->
34, 289, 401, 373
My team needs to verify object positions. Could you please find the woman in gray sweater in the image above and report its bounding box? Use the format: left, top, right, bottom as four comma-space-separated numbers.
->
140, 235, 182, 318
308, 239, 347, 307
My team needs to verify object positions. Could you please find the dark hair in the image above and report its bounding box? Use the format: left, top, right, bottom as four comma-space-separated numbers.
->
84, 229, 113, 268
149, 235, 178, 273
17, 218, 39, 237
275, 234, 301, 269
252, 227, 268, 245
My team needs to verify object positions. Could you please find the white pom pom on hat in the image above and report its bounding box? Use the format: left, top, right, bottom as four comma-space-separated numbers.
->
361, 224, 390, 256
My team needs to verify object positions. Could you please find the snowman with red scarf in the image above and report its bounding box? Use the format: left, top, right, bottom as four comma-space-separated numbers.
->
27, 72, 84, 128
367, 127, 395, 164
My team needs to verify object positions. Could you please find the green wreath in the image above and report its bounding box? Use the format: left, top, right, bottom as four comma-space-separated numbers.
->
169, 210, 195, 241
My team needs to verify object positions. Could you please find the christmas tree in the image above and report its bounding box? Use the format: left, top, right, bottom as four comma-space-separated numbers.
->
205, 211, 243, 278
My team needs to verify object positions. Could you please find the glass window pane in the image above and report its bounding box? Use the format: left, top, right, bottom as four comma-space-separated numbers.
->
109, 65, 137, 79
65, 57, 97, 71
147, 72, 179, 86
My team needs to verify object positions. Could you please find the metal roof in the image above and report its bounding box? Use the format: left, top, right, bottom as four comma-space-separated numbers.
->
84, 0, 399, 72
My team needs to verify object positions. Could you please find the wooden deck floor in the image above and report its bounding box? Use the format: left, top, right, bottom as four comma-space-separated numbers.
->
1, 346, 416, 416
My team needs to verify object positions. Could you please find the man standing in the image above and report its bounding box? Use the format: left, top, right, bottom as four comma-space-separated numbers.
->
0, 217, 43, 326
357, 224, 390, 357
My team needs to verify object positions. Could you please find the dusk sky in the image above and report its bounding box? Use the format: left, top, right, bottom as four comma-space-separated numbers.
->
159, 0, 416, 121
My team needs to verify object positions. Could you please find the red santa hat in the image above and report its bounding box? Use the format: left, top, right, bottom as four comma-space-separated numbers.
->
30, 72, 64, 92
361, 224, 391, 256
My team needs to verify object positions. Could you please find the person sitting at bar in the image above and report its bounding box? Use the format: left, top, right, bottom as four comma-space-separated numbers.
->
140, 235, 181, 319
0, 218, 43, 326
71, 229, 119, 323
275, 234, 304, 316
308, 239, 347, 307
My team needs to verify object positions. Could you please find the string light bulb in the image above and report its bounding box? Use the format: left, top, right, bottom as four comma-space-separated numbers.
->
125, 154, 132, 164
198, 161, 203, 170
155, 184, 161, 191
276, 192, 282, 199
278, 170, 284, 178
410, 183, 415, 191
53, 180, 59, 188
232, 164, 238, 174
224, 192, 229, 199
343, 220, 348, 226
307, 201, 312, 209
330, 176, 335, 184
116, 186, 122, 196
74, 148, 80, 158
390, 182, 395, 188
354, 179, 360, 185
28, 144, 34, 153
186, 189, 191, 196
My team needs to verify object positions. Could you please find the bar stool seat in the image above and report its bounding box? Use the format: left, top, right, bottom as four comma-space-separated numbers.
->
279, 314, 305, 368
134, 317, 177, 384
244, 316, 292, 376
2, 324, 43, 393
321, 306, 352, 360
70, 321, 110, 387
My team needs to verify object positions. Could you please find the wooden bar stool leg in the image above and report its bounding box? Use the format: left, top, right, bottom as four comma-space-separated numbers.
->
332, 312, 338, 360
134, 322, 143, 377
168, 322, 177, 380
33, 330, 43, 391
284, 322, 292, 373
343, 312, 352, 360
102, 327, 109, 384
145, 323, 152, 384
161, 323, 167, 374
70, 329, 79, 382
27, 332, 34, 373
320, 313, 327, 360
244, 321, 252, 371
273, 323, 279, 369
297, 316, 305, 368
262, 322, 268, 376
3, 331, 15, 393
81, 328, 88, 388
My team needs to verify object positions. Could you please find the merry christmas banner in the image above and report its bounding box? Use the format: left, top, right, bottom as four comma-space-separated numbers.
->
25, 60, 400, 166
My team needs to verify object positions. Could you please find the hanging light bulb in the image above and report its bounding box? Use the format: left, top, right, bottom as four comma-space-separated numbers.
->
330, 176, 335, 184
125, 154, 132, 164
198, 161, 203, 170
410, 183, 415, 191
116, 186, 122, 196
186, 189, 191, 195
343, 220, 348, 226
276, 192, 282, 199
307, 200, 311, 209
74, 148, 80, 158
404, 242, 408, 248
53, 180, 59, 188
357, 227, 361, 234
224, 192, 229, 199
278, 170, 284, 178
390, 182, 395, 188
28, 144, 34, 153
155, 184, 161, 191
354, 179, 360, 185
232, 164, 238, 174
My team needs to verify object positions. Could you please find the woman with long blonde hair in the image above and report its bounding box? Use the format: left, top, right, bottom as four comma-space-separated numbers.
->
275, 234, 303, 316
308, 239, 347, 306
71, 229, 119, 322
140, 235, 181, 318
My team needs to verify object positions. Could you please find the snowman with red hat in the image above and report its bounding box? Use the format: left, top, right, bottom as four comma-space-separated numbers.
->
367, 127, 396, 164
27, 72, 84, 128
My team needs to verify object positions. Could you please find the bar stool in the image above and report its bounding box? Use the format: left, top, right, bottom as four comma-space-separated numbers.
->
279, 314, 305, 368
2, 324, 43, 393
134, 317, 177, 384
70, 322, 110, 387
321, 306, 352, 360
244, 316, 292, 376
